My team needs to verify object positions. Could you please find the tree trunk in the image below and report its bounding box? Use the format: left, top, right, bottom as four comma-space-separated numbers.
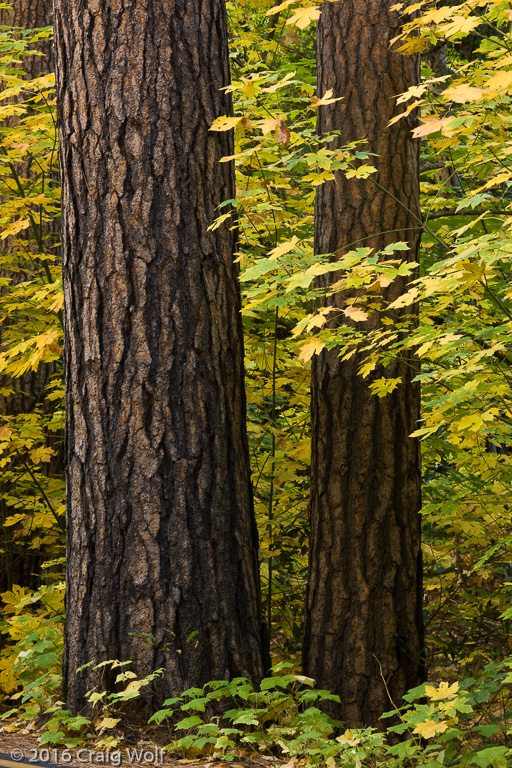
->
0, 0, 53, 72
54, 0, 266, 715
0, 0, 52, 33
303, 0, 424, 729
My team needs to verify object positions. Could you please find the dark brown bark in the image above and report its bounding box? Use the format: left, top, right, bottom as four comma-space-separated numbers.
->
303, 0, 424, 729
55, 0, 266, 715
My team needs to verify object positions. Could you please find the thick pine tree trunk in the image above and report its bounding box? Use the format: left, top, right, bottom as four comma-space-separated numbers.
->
303, 0, 424, 728
54, 0, 266, 713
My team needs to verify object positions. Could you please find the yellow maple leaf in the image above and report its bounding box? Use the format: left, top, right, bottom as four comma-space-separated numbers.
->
425, 681, 459, 700
269, 236, 299, 258
422, 5, 456, 24
396, 83, 428, 104
266, 0, 297, 15
440, 15, 480, 37
311, 89, 343, 107
242, 81, 256, 98
345, 165, 377, 179
209, 115, 244, 132
29, 446, 54, 464
396, 36, 431, 54
261, 71, 297, 93
287, 5, 321, 29
303, 170, 335, 186
99, 717, 121, 731
32, 73, 55, 89
344, 306, 368, 322
438, 333, 463, 346
413, 719, 449, 739
442, 84, 484, 103
412, 118, 454, 138
456, 413, 484, 432
49, 293, 65, 312
389, 100, 421, 127
336, 730, 361, 747
485, 69, 512, 93
123, 679, 144, 695
388, 287, 420, 309
220, 147, 256, 163
0, 585, 32, 609
207, 213, 232, 231
258, 118, 279, 135
416, 340, 434, 357
478, 170, 512, 191
0, 218, 30, 240
0, 104, 25, 118
299, 338, 325, 362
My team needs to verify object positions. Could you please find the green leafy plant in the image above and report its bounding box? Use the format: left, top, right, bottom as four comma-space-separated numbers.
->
0, 574, 64, 715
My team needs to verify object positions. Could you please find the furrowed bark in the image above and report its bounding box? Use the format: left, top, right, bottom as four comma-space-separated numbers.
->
303, 0, 425, 729
55, 0, 266, 714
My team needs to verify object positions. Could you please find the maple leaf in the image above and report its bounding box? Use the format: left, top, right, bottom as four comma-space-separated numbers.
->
258, 118, 279, 135
413, 719, 449, 739
345, 165, 377, 179
277, 116, 291, 147
299, 338, 326, 362
209, 115, 244, 132
456, 413, 485, 432
286, 6, 321, 29
29, 446, 54, 464
310, 89, 343, 108
98, 717, 121, 731
336, 730, 361, 747
425, 681, 459, 700
207, 212, 232, 231
303, 170, 335, 186
389, 100, 421, 126
396, 83, 428, 104
442, 84, 484, 103
269, 236, 299, 258
396, 36, 430, 54
344, 306, 368, 322
266, 0, 297, 15
0, 218, 30, 239
485, 69, 512, 93
440, 15, 480, 37
412, 118, 454, 138
388, 287, 420, 309
261, 71, 297, 93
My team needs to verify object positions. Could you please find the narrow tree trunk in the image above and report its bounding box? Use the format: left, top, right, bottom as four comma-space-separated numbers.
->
303, 0, 424, 729
54, 0, 266, 714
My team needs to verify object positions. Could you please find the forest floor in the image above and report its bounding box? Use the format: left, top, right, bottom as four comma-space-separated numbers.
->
0, 730, 281, 768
